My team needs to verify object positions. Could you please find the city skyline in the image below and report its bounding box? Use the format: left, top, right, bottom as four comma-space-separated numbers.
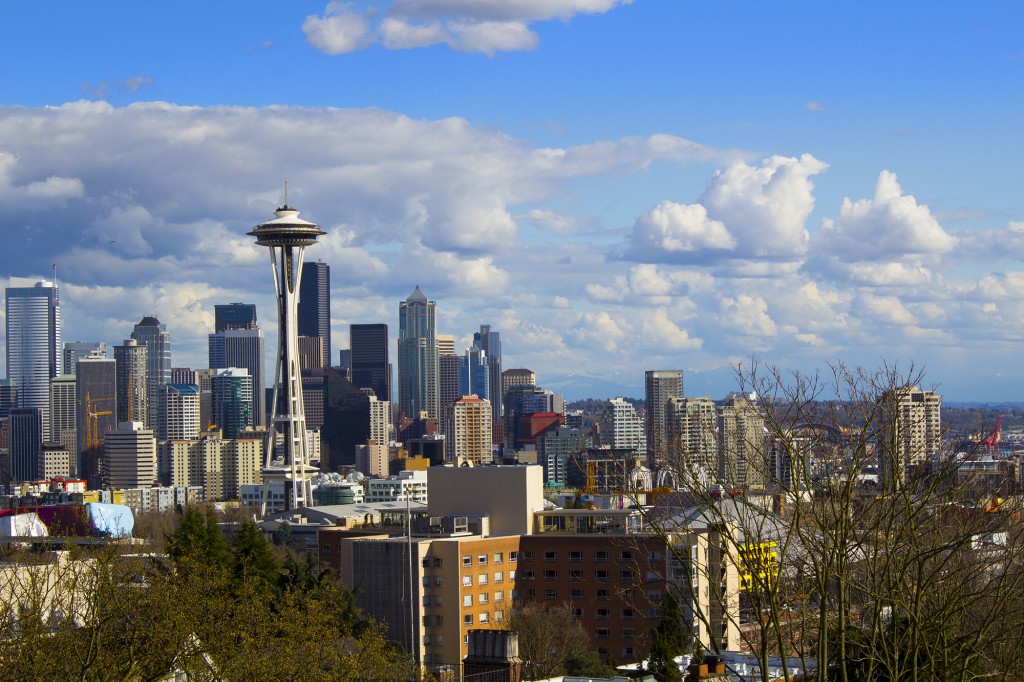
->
1, 3, 1022, 402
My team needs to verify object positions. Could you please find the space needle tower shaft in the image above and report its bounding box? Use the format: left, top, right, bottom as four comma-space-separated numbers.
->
248, 197, 325, 513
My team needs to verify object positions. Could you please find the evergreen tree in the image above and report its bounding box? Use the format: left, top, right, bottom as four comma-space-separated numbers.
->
648, 591, 686, 682
165, 505, 230, 570
231, 517, 280, 593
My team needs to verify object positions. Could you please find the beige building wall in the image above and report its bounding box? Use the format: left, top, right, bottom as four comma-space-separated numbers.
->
427, 465, 544, 537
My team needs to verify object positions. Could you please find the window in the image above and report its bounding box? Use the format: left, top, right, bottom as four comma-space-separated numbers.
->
621, 646, 635, 658
596, 608, 610, 619
544, 569, 557, 580
479, 593, 489, 604
478, 574, 488, 585
522, 550, 534, 561
422, 596, 430, 607
621, 627, 635, 638
434, 557, 443, 567
495, 591, 504, 602
420, 557, 429, 568
323, 544, 331, 554
596, 588, 610, 600
569, 569, 583, 581
622, 608, 635, 619
647, 551, 662, 562
434, 595, 442, 605
570, 588, 583, 599
510, 551, 518, 562
463, 615, 473, 626
646, 590, 662, 602
478, 554, 488, 566
463, 595, 472, 607
620, 569, 636, 581
544, 588, 558, 599
494, 571, 503, 583
572, 607, 583, 619
620, 550, 634, 561
462, 576, 472, 587
595, 570, 609, 582
509, 570, 516, 581
595, 550, 608, 562
493, 552, 503, 564
596, 628, 610, 639
525, 588, 535, 599
479, 613, 489, 623
462, 556, 472, 567
521, 569, 535, 580
569, 550, 583, 562
543, 551, 557, 562
495, 610, 504, 622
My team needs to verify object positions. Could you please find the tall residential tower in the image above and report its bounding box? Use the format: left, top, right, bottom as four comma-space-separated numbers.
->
398, 287, 438, 420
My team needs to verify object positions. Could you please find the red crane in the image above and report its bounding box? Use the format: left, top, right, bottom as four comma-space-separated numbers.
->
980, 415, 1002, 453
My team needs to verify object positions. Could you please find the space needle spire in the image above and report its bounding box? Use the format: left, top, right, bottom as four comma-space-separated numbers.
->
249, 197, 325, 513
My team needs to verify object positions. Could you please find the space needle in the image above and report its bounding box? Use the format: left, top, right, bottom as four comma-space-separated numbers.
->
249, 193, 325, 513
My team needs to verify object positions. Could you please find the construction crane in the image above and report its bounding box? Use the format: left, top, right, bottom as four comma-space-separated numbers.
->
82, 392, 115, 450
980, 415, 1002, 453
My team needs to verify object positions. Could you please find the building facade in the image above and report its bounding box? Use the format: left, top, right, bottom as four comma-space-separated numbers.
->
103, 421, 157, 488
211, 368, 254, 439
209, 328, 265, 425
114, 339, 148, 425
446, 395, 493, 466
350, 323, 390, 403
298, 261, 331, 369
473, 325, 502, 425
6, 278, 61, 441
75, 351, 117, 485
645, 370, 684, 469
130, 316, 171, 430
398, 286, 439, 420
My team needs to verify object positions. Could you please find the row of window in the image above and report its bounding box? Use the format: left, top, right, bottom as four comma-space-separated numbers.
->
456, 570, 513, 587
519, 568, 638, 581
420, 550, 520, 569
462, 591, 506, 606
519, 549, 662, 562
463, 611, 503, 625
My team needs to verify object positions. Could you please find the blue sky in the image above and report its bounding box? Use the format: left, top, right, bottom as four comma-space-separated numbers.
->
1, 1, 1022, 401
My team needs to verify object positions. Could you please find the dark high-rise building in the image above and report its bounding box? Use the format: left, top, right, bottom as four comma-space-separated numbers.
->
209, 328, 265, 425
0, 379, 17, 420
473, 325, 502, 424
214, 302, 258, 333
9, 408, 42, 482
298, 261, 331, 369
131, 316, 171, 430
211, 368, 254, 439
398, 287, 438, 420
75, 351, 117, 486
114, 339, 148, 424
350, 323, 390, 402
6, 278, 61, 442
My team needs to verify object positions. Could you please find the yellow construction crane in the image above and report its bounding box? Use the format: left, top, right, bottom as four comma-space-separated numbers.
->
82, 392, 114, 450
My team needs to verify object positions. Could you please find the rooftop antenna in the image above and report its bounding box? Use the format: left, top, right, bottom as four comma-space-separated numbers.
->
284, 180, 289, 208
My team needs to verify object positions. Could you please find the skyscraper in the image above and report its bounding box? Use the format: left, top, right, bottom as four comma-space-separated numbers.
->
5, 277, 61, 441
209, 327, 265, 425
459, 346, 489, 401
298, 261, 331, 369
473, 325, 502, 424
211, 368, 254, 439
103, 421, 157, 488
445, 395, 493, 466
75, 350, 117, 485
49, 373, 77, 456
214, 302, 257, 333
161, 383, 200, 441
63, 341, 107, 373
350, 323, 390, 401
130, 316, 171, 430
717, 393, 766, 488
9, 408, 42, 482
879, 385, 942, 486
437, 334, 460, 415
645, 370, 684, 469
398, 286, 438, 420
114, 339, 148, 425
